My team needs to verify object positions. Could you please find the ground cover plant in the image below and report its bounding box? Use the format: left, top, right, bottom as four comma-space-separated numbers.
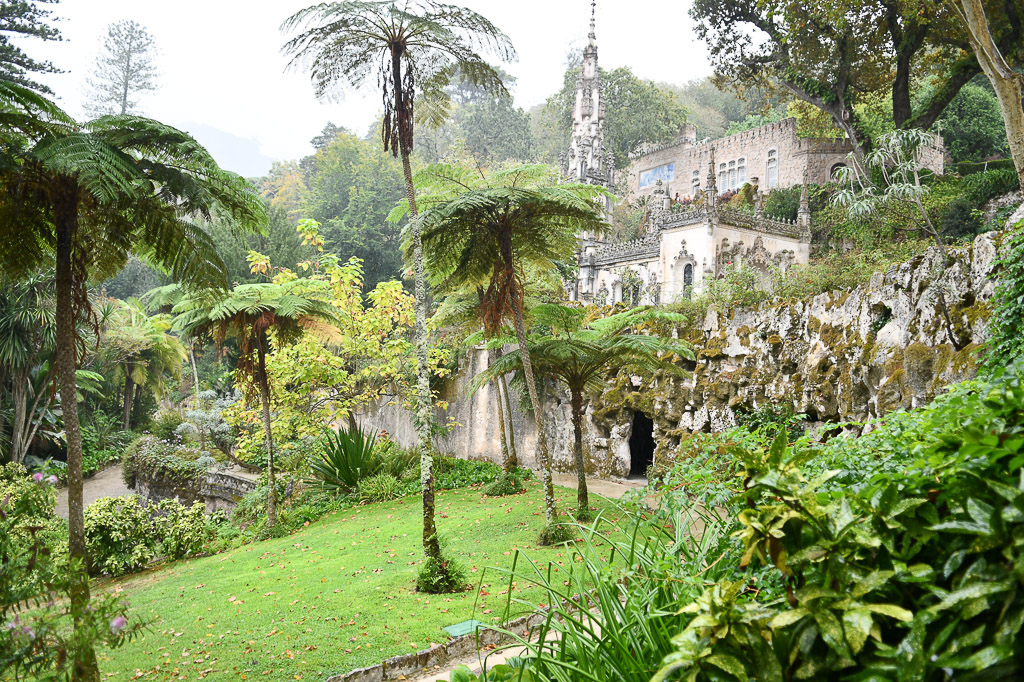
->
92, 481, 609, 680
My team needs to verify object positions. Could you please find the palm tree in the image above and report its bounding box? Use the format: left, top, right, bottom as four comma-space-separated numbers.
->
401, 163, 608, 526
0, 81, 265, 681
281, 0, 515, 566
99, 298, 186, 430
477, 305, 692, 512
172, 279, 338, 528
0, 272, 55, 463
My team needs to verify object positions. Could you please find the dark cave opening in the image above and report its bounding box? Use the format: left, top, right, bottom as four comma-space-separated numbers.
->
629, 412, 655, 478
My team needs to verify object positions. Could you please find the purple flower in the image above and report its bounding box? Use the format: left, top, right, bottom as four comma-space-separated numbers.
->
19, 626, 34, 639
47, 475, 59, 486
110, 616, 127, 634
32, 472, 44, 482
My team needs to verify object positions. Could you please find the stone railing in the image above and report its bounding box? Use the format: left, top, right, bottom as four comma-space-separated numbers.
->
132, 466, 258, 514
657, 206, 706, 229
717, 206, 803, 240
595, 232, 660, 267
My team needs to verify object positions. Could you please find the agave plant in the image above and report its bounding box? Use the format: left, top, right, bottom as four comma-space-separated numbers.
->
308, 425, 384, 493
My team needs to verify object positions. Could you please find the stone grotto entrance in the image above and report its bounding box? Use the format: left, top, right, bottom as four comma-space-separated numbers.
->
628, 412, 655, 478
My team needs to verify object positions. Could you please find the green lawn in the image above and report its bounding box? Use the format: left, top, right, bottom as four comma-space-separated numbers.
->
97, 482, 611, 681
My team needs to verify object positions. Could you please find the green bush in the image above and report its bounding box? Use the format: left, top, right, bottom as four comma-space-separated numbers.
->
149, 410, 185, 441
537, 522, 575, 546
985, 223, 1024, 370
358, 472, 404, 503
1, 470, 140, 679
153, 500, 215, 561
121, 436, 206, 490
956, 158, 1016, 175
939, 194, 984, 239
415, 552, 468, 594
84, 496, 158, 576
308, 425, 383, 493
654, 361, 1024, 680
734, 401, 805, 442
958, 167, 1019, 205
482, 472, 527, 497
380, 441, 419, 479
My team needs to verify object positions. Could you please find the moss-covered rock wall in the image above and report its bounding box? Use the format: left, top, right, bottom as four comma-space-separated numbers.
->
365, 232, 1001, 479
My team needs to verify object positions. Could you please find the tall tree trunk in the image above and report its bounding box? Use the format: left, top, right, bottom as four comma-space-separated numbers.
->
511, 303, 556, 524
255, 333, 277, 528
570, 386, 589, 512
501, 375, 518, 469
122, 362, 133, 430
10, 373, 27, 463
394, 49, 441, 565
55, 186, 99, 682
189, 340, 201, 408
959, 0, 1024, 190
489, 347, 512, 474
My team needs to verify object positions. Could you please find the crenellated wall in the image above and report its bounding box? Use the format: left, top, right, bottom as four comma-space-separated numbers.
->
626, 117, 945, 200
364, 232, 1001, 479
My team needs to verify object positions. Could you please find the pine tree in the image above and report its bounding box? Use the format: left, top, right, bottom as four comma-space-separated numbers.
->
84, 19, 158, 117
0, 0, 62, 94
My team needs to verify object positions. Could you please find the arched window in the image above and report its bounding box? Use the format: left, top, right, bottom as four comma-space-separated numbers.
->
737, 158, 747, 186
691, 169, 700, 195
767, 150, 779, 189
830, 162, 847, 180
683, 263, 693, 286
718, 163, 726, 189
728, 161, 737, 190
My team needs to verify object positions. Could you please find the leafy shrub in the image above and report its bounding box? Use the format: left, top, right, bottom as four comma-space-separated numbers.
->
380, 441, 419, 479
149, 410, 185, 441
939, 195, 983, 239
121, 436, 206, 490
415, 552, 468, 594
231, 477, 289, 527
734, 401, 805, 442
956, 157, 1016, 176
537, 522, 575, 546
482, 472, 527, 497
1, 472, 140, 679
358, 473, 403, 503
433, 456, 511, 491
655, 360, 1024, 680
153, 500, 215, 561
986, 222, 1024, 371
308, 425, 383, 493
84, 495, 158, 576
772, 240, 932, 302
0, 463, 67, 576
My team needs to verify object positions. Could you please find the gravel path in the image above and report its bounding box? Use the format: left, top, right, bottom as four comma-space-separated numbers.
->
54, 465, 132, 520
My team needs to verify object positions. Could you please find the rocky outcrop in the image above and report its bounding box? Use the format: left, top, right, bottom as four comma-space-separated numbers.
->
366, 232, 1002, 479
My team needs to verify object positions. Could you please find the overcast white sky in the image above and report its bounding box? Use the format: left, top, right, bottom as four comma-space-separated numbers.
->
28, 1, 710, 177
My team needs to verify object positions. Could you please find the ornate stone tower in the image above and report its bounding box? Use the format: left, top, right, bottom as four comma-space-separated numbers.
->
560, 1, 613, 189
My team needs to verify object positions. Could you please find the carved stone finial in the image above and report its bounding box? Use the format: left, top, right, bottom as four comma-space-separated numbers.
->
798, 168, 812, 241
589, 0, 597, 45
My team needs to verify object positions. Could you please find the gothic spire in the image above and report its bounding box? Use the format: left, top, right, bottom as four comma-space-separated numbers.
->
588, 0, 597, 46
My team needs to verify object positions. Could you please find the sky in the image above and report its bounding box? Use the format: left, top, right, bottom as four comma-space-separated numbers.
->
27, 1, 711, 177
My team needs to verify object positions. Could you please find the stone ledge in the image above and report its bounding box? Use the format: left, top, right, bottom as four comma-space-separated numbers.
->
325, 612, 550, 682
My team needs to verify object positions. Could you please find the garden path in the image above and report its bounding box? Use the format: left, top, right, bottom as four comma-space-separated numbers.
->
54, 465, 131, 520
